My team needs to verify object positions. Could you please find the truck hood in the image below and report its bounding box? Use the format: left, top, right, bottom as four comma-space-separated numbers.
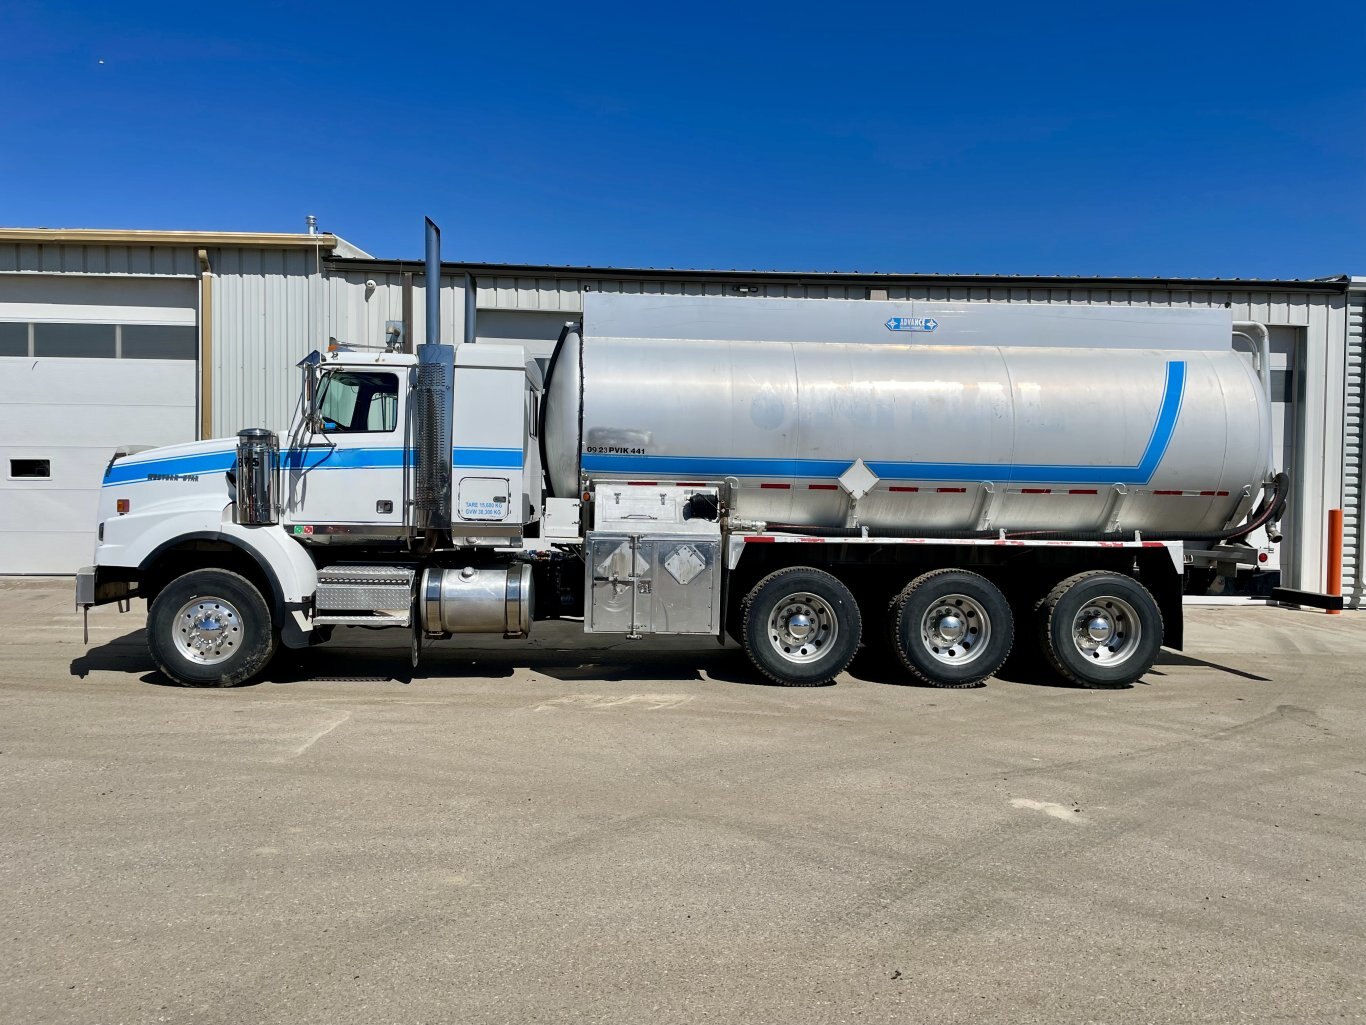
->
95, 438, 243, 554
102, 438, 239, 487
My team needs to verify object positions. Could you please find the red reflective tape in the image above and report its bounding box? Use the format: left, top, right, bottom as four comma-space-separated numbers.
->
743, 535, 775, 543
936, 487, 967, 493
1068, 488, 1099, 495
760, 483, 791, 490
1142, 541, 1167, 547
889, 486, 920, 493
675, 482, 706, 487
807, 483, 839, 491
1216, 490, 1230, 497
626, 481, 658, 486
1020, 488, 1051, 494
1153, 490, 1182, 496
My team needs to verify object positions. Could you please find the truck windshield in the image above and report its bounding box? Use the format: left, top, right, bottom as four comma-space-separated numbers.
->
316, 371, 398, 433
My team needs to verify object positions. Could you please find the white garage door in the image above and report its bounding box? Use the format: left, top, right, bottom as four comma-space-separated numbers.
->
0, 276, 198, 574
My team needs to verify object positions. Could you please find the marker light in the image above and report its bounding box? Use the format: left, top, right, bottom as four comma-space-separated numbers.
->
116, 499, 130, 514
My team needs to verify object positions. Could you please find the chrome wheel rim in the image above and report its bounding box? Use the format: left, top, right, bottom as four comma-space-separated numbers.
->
1071, 596, 1140, 666
767, 592, 838, 664
919, 593, 990, 666
172, 596, 243, 665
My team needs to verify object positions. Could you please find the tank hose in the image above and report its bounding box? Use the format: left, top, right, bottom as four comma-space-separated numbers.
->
762, 473, 1290, 546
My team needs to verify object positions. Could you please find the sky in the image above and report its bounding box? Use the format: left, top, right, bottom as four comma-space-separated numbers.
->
1, 1, 1363, 278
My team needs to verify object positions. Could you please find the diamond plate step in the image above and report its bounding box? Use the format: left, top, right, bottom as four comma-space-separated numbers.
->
315, 564, 415, 615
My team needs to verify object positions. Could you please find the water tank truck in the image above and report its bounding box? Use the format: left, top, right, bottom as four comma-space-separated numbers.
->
76, 220, 1286, 690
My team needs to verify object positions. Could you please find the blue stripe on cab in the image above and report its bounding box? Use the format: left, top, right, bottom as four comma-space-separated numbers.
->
103, 450, 236, 485
453, 447, 523, 469
281, 447, 408, 470
103, 444, 526, 486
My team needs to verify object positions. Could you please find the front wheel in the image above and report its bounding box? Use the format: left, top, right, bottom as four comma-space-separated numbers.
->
741, 567, 862, 686
1040, 571, 1163, 688
147, 569, 277, 687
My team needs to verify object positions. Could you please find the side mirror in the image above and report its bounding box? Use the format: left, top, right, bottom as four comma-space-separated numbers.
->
296, 350, 325, 434
303, 367, 319, 432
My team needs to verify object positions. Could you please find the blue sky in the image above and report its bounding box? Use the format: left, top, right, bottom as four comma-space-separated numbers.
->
2, 1, 1362, 277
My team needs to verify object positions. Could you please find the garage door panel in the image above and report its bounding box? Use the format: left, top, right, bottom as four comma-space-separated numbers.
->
0, 274, 195, 309
0, 402, 195, 447
0, 529, 101, 575
0, 484, 108, 573
2, 450, 112, 492
0, 487, 104, 531
0, 358, 196, 410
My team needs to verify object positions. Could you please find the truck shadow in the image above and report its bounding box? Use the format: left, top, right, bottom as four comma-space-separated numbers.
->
1151, 651, 1271, 682
70, 628, 749, 688
68, 629, 1266, 691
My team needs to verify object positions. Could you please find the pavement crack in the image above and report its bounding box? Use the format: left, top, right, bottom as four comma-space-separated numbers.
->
290, 711, 352, 758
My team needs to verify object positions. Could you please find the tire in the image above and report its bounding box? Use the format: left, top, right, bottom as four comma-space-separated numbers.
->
147, 569, 277, 687
741, 567, 862, 686
889, 569, 1014, 688
1040, 571, 1163, 688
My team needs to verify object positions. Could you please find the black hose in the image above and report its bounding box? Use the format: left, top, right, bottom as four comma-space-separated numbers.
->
762, 473, 1290, 545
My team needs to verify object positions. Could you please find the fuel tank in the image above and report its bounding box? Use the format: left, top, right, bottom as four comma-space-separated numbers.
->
543, 295, 1272, 534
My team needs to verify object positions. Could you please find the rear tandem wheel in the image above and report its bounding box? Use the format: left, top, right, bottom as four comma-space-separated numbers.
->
741, 567, 862, 686
888, 569, 1015, 688
1040, 570, 1164, 688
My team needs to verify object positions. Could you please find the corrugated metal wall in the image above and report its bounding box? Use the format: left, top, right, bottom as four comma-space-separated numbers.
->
0, 241, 200, 276
211, 246, 317, 437
1345, 284, 1366, 606
210, 258, 468, 435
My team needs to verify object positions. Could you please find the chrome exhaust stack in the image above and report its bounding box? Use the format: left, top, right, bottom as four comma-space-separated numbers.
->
235, 428, 279, 526
413, 217, 454, 532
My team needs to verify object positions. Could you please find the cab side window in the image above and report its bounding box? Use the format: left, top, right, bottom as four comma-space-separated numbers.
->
316, 371, 399, 433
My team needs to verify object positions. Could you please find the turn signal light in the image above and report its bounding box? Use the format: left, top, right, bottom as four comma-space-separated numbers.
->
116, 499, 130, 514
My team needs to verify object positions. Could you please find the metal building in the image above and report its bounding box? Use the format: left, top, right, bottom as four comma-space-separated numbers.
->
1, 226, 1361, 609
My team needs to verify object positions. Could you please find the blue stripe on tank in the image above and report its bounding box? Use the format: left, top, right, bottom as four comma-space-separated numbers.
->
580, 360, 1186, 487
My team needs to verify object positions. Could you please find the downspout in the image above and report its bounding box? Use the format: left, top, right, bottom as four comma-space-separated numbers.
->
464, 272, 477, 344
1232, 320, 1272, 403
197, 249, 213, 439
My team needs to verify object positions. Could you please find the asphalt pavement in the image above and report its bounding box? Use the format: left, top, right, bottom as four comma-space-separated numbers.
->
2, 576, 1364, 1024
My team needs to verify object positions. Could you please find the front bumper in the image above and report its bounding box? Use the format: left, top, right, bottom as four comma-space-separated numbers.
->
75, 566, 136, 609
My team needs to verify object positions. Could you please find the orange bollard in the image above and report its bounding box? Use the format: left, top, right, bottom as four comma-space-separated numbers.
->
1327, 508, 1343, 615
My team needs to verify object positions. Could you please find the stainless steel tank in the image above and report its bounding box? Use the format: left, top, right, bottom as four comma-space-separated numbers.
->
543, 295, 1272, 534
